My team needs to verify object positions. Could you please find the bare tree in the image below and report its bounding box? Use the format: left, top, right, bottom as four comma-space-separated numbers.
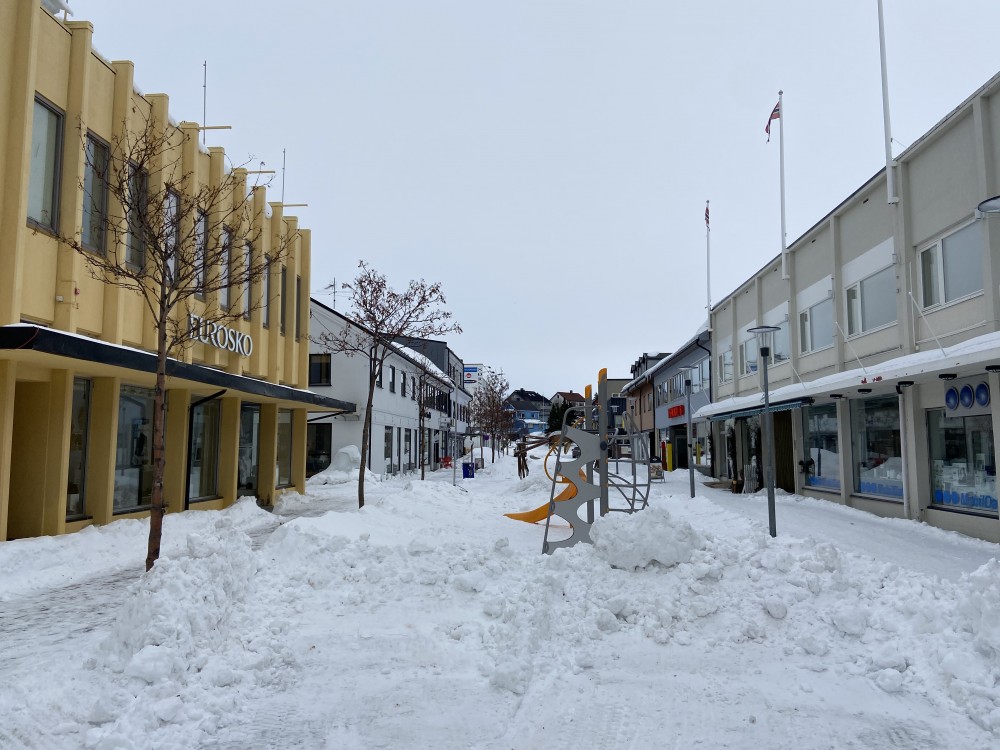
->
470, 367, 510, 463
56, 112, 290, 571
317, 261, 461, 507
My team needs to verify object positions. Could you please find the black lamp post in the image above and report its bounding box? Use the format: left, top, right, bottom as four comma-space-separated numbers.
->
680, 366, 697, 498
749, 325, 781, 538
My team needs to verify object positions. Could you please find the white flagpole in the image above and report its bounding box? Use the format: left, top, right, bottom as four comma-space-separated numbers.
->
877, 0, 898, 204
778, 90, 788, 279
705, 200, 712, 318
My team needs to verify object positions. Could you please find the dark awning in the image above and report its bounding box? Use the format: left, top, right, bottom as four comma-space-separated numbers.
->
707, 397, 813, 421
0, 325, 355, 413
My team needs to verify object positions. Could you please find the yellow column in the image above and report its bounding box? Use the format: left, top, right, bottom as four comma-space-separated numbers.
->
41, 369, 74, 536
296, 229, 311, 389
87, 376, 120, 527
291, 407, 307, 492
0, 0, 40, 326
204, 146, 226, 369
0, 360, 17, 541
267, 203, 284, 383
282, 217, 299, 384
248, 186, 266, 377
164, 387, 190, 514
219, 396, 240, 507
140, 94, 170, 353
258, 403, 278, 505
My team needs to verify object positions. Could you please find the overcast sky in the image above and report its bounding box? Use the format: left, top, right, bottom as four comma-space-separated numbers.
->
76, 1, 1000, 398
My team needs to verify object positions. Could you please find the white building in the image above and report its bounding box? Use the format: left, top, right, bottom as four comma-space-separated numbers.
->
307, 300, 455, 476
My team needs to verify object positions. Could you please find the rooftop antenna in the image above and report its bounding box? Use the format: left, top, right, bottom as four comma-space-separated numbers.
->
202, 61, 207, 145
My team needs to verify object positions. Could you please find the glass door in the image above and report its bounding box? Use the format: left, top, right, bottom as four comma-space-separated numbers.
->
239, 404, 261, 498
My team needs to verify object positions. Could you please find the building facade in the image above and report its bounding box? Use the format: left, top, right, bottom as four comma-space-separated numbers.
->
308, 301, 455, 476
0, 2, 352, 540
649, 328, 712, 472
700, 70, 1000, 543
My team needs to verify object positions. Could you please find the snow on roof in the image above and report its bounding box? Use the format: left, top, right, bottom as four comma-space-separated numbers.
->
695, 329, 1000, 420
396, 345, 453, 388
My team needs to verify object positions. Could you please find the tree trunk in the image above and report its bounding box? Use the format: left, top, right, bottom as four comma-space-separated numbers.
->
145, 318, 169, 571
358, 371, 377, 509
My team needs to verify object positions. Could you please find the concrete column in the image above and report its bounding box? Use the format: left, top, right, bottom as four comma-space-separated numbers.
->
140, 94, 170, 354
219, 396, 240, 507
164, 387, 190, 514
267, 203, 284, 383
283, 216, 299, 384
86, 376, 120, 526
257, 402, 278, 505
0, 360, 17, 540
248, 185, 267, 377
41, 369, 74, 536
0, 0, 40, 326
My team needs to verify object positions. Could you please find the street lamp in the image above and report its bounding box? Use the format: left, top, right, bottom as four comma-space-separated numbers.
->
749, 325, 780, 538
680, 366, 698, 499
977, 195, 1000, 214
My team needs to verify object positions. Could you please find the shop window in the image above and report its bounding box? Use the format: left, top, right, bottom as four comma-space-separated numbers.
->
404, 428, 413, 471
189, 398, 221, 501
920, 221, 983, 308
802, 403, 841, 491
28, 96, 63, 231
846, 266, 896, 335
82, 134, 109, 253
125, 166, 148, 269
385, 426, 393, 472
309, 353, 332, 386
850, 395, 903, 500
276, 409, 293, 487
239, 404, 260, 494
113, 386, 154, 513
194, 211, 208, 298
306, 422, 332, 477
220, 227, 233, 309
927, 410, 997, 514
66, 378, 92, 519
799, 297, 833, 354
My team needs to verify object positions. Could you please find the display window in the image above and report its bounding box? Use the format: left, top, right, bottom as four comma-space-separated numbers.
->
189, 398, 221, 501
276, 409, 293, 486
850, 395, 903, 500
66, 378, 92, 519
802, 403, 841, 491
113, 385, 154, 512
927, 410, 998, 514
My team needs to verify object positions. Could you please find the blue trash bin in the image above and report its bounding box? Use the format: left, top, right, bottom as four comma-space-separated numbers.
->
462, 462, 475, 479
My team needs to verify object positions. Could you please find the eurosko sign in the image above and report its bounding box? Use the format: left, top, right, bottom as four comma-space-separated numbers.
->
188, 314, 253, 357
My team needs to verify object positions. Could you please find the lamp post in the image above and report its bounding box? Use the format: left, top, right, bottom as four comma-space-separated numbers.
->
680, 366, 697, 498
749, 325, 780, 538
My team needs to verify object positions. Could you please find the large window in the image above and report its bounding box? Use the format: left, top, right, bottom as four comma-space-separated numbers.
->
220, 227, 232, 309
846, 266, 896, 335
799, 297, 834, 354
164, 189, 180, 283
28, 97, 62, 230
276, 409, 293, 487
772, 320, 790, 362
718, 348, 733, 384
113, 386, 154, 513
851, 395, 903, 500
194, 211, 207, 297
126, 166, 148, 269
307, 422, 332, 477
920, 221, 983, 308
802, 403, 841, 491
309, 353, 332, 386
66, 378, 92, 519
927, 410, 997, 515
739, 338, 758, 376
81, 134, 109, 252
189, 398, 221, 501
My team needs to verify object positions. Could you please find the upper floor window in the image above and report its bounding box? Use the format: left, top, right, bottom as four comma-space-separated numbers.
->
194, 211, 208, 297
411, 376, 417, 400
28, 97, 63, 231
164, 189, 180, 283
389, 365, 396, 393
920, 221, 983, 308
376, 364, 383, 388
401, 373, 407, 398
700, 358, 711, 389
242, 242, 252, 319
219, 227, 232, 309
81, 133, 109, 252
800, 297, 834, 354
125, 166, 148, 269
718, 348, 733, 384
846, 265, 896, 335
739, 338, 758, 376
309, 353, 331, 386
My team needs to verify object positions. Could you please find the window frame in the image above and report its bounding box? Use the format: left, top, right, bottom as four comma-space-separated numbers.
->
81, 131, 110, 254
389, 365, 396, 393
280, 266, 287, 335
263, 254, 271, 328
27, 95, 64, 233
194, 210, 208, 299
919, 220, 984, 310
125, 164, 148, 270
219, 227, 233, 310
164, 188, 181, 284
845, 264, 896, 336
309, 353, 332, 386
799, 297, 834, 355
242, 241, 252, 320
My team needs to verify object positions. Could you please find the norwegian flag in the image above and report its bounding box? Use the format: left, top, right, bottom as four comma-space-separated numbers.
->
704, 203, 710, 227
765, 100, 781, 142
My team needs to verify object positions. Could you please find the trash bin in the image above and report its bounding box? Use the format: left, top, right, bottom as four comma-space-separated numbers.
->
462, 462, 475, 479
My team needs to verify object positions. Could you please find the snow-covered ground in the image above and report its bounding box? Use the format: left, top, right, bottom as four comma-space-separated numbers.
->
1, 449, 999, 749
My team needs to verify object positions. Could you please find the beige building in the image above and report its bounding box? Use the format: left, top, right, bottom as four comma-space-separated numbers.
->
0, 1, 352, 540
702, 69, 1000, 543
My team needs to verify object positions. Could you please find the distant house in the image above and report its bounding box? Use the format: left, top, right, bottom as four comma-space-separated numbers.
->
551, 391, 586, 407
506, 388, 549, 437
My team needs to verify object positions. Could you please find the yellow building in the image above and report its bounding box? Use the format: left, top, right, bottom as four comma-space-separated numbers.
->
0, 1, 353, 540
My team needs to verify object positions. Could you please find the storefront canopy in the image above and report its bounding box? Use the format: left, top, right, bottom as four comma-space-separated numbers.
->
0, 325, 355, 413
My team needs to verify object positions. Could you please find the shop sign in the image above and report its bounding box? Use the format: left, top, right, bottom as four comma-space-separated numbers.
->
943, 377, 990, 417
668, 405, 685, 418
188, 314, 253, 357
464, 365, 479, 385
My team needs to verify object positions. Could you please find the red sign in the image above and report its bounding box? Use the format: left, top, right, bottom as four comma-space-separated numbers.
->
668, 405, 685, 418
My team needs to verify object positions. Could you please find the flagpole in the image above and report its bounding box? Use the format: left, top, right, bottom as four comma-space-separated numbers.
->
778, 90, 788, 279
877, 0, 898, 204
705, 200, 711, 319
